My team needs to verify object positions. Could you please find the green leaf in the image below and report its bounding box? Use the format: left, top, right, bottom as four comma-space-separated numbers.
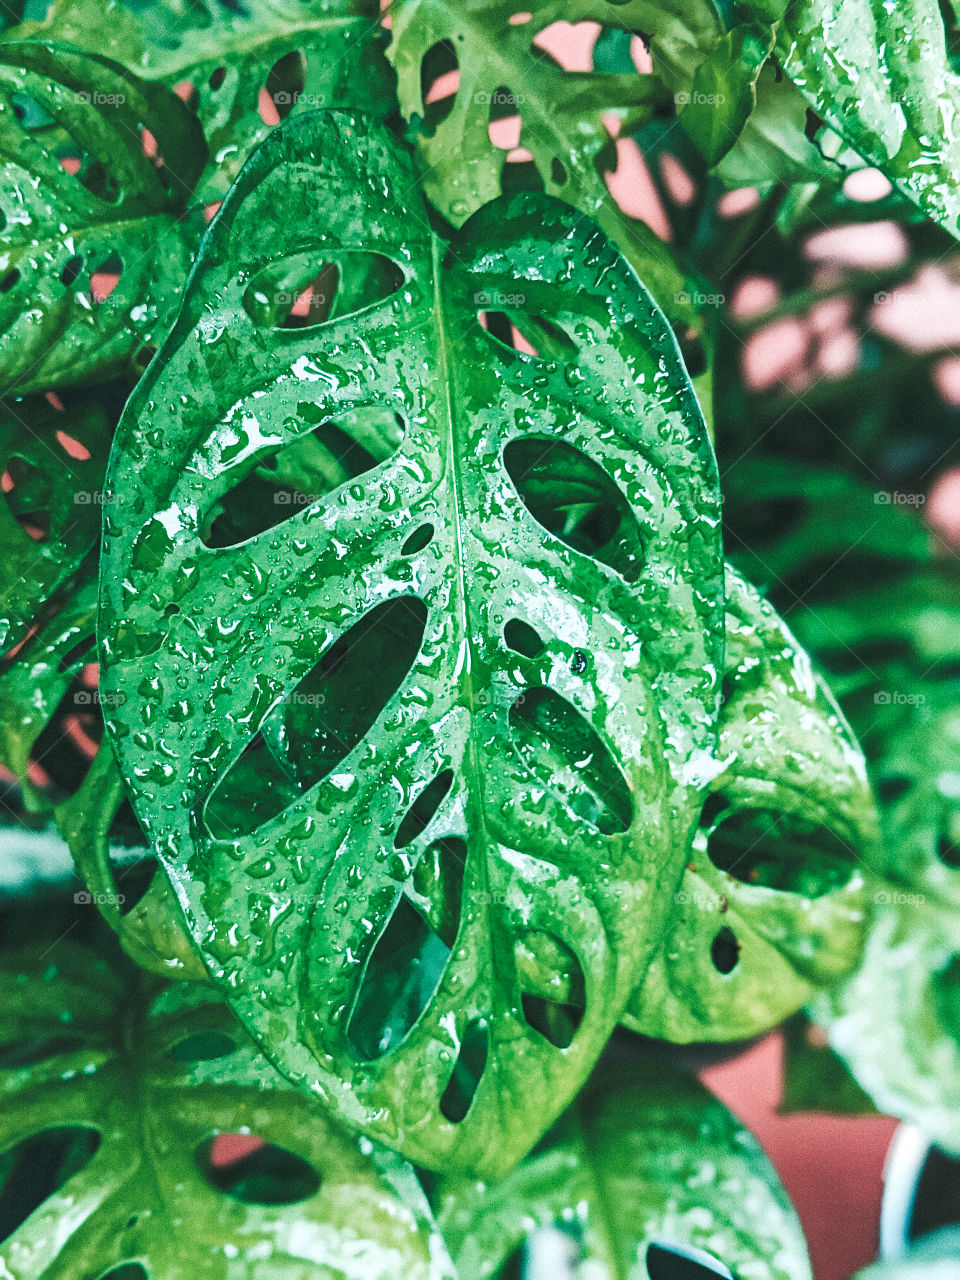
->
433, 1043, 813, 1280
623, 566, 874, 1042
780, 1012, 877, 1115
98, 109, 725, 1175
0, 938, 452, 1280
385, 0, 724, 410
764, 0, 960, 240
679, 23, 773, 166
0, 40, 205, 394
810, 893, 960, 1157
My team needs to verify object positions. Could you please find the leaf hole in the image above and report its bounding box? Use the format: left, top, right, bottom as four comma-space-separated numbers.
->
647, 1241, 736, 1280
4, 456, 52, 542
503, 618, 544, 658
55, 430, 92, 461
91, 252, 122, 303
487, 85, 521, 150
710, 927, 740, 975
479, 310, 577, 360
0, 268, 20, 293
264, 50, 305, 121
203, 596, 428, 839
706, 806, 855, 896
197, 1137, 320, 1205
440, 1018, 488, 1122
421, 39, 459, 130
520, 992, 583, 1049
395, 769, 454, 848
208, 66, 227, 91
0, 1127, 100, 1243
503, 437, 645, 583
27, 673, 103, 802
200, 406, 405, 548
401, 522, 435, 555
169, 1031, 237, 1063
509, 686, 633, 834
98, 1266, 148, 1280
242, 250, 403, 330
347, 891, 454, 1059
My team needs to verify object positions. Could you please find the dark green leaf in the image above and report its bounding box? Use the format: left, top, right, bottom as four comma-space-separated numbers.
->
679, 23, 773, 166
0, 939, 452, 1279
98, 109, 725, 1175
780, 1012, 877, 1115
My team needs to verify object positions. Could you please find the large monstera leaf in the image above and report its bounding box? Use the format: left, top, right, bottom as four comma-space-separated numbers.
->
0, 939, 452, 1280
0, 40, 205, 394
98, 110, 725, 1175
753, 0, 960, 242
433, 1043, 812, 1280
622, 567, 873, 1042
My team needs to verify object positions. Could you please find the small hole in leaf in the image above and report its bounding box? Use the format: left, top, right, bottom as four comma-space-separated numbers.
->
503, 618, 544, 658
0, 268, 19, 293
208, 66, 227, 90
711, 927, 740, 975
4, 456, 52, 542
395, 769, 454, 848
0, 1036, 84, 1068
111, 856, 158, 918
520, 993, 583, 1049
551, 156, 567, 185
347, 892, 454, 1059
517, 932, 585, 1048
203, 596, 427, 838
200, 407, 405, 548
242, 251, 403, 329
509, 686, 633, 834
107, 800, 155, 916
699, 792, 729, 829
646, 1241, 736, 1280
27, 673, 102, 803
265, 50, 305, 120
504, 437, 645, 583
98, 1266, 147, 1280
0, 1127, 101, 1243
421, 39, 459, 130
197, 1137, 320, 1205
91, 251, 122, 303
440, 1018, 488, 1122
401, 522, 435, 555
706, 805, 855, 896
169, 1031, 237, 1062
479, 311, 576, 359
10, 91, 53, 130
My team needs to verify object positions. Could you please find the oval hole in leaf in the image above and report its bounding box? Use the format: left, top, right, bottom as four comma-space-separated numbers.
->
208, 66, 226, 91
91, 251, 123, 303
242, 250, 404, 329
705, 805, 855, 896
27, 674, 103, 803
0, 1035, 85, 1068
200, 407, 405, 548
440, 1018, 488, 1122
197, 1137, 320, 1205
520, 990, 584, 1050
503, 618, 544, 658
401, 522, 435, 555
203, 596, 427, 839
265, 50, 305, 121
169, 1030, 237, 1063
503, 437, 645, 582
509, 687, 632, 835
99, 1266, 148, 1280
0, 1126, 100, 1243
710, 927, 740, 975
0, 268, 19, 294
347, 892, 453, 1059
646, 1241, 736, 1280
107, 799, 156, 916
420, 39, 459, 131
395, 769, 454, 848
479, 311, 577, 359
516, 932, 585, 1048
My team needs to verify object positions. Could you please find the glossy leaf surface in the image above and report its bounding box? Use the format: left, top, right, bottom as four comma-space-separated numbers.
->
0, 939, 451, 1280
99, 109, 725, 1175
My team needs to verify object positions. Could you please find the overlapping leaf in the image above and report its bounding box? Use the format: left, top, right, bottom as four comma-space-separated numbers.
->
0, 938, 452, 1280
621, 567, 872, 1042
433, 1042, 813, 1280
0, 41, 206, 394
98, 109, 725, 1175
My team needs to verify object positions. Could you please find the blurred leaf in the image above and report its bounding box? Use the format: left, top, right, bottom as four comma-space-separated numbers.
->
780, 1012, 877, 1115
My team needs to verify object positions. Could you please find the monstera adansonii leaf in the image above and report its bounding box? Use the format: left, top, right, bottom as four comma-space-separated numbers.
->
753, 0, 960, 241
98, 109, 725, 1176
0, 939, 453, 1280
621, 566, 873, 1041
433, 1043, 813, 1280
0, 40, 205, 394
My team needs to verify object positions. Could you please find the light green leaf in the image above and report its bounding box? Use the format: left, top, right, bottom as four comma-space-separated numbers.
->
433, 1044, 813, 1280
97, 109, 725, 1176
0, 938, 452, 1280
